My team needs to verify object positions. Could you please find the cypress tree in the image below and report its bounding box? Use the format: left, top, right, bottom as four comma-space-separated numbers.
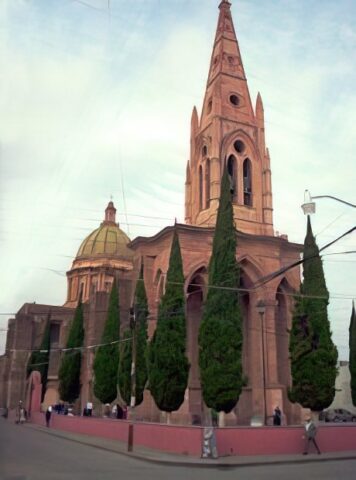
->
93, 279, 120, 404
349, 301, 356, 406
58, 299, 85, 403
198, 164, 243, 413
118, 329, 132, 405
118, 264, 149, 406
147, 229, 189, 413
27, 314, 51, 402
289, 216, 338, 412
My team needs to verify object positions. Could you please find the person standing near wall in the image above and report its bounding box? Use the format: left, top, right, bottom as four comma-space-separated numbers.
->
45, 405, 52, 427
86, 401, 93, 417
16, 401, 26, 425
303, 417, 321, 455
273, 406, 282, 426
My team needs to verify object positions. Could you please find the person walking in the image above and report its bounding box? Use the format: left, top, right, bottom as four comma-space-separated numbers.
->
273, 406, 282, 426
16, 401, 26, 425
303, 416, 321, 455
45, 405, 52, 428
19, 405, 26, 425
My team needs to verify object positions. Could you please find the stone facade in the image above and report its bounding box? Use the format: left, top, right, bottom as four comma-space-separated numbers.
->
0, 204, 134, 413
0, 1, 305, 424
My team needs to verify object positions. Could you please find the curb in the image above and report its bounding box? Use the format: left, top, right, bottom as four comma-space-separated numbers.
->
25, 423, 356, 469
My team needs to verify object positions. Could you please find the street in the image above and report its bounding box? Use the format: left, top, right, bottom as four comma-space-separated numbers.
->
1, 419, 356, 480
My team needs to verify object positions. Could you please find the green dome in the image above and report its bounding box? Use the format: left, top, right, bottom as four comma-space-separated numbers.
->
77, 224, 133, 259
76, 202, 133, 260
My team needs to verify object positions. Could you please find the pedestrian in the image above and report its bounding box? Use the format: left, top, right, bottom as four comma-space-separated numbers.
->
45, 405, 52, 427
273, 406, 282, 426
303, 416, 321, 455
19, 405, 26, 425
16, 401, 24, 424
86, 401, 93, 417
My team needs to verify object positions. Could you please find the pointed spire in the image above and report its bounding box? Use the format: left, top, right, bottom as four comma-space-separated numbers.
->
191, 106, 199, 134
214, 0, 239, 49
256, 92, 264, 121
104, 201, 117, 225
216, 0, 234, 40
206, 0, 247, 94
186, 160, 191, 183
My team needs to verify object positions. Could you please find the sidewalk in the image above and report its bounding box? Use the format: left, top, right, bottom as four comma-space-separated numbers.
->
25, 422, 356, 468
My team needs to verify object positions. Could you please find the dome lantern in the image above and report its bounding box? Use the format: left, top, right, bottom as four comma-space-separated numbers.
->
104, 201, 117, 225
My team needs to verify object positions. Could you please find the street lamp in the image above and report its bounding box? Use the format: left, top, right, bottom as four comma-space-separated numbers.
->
301, 189, 355, 215
256, 300, 267, 426
127, 306, 137, 452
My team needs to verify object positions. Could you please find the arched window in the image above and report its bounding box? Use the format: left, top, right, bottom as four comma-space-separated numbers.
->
227, 154, 237, 199
199, 165, 203, 211
205, 159, 210, 209
243, 158, 252, 206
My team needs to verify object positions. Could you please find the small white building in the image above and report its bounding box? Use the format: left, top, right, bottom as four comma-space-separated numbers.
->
329, 361, 356, 414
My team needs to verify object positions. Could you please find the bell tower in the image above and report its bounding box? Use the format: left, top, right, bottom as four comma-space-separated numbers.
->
185, 0, 273, 236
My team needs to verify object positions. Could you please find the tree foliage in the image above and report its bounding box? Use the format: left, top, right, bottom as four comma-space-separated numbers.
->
349, 302, 356, 406
27, 314, 51, 402
198, 164, 244, 413
147, 229, 189, 412
93, 279, 120, 404
118, 264, 149, 406
118, 329, 132, 405
58, 299, 85, 403
289, 216, 338, 411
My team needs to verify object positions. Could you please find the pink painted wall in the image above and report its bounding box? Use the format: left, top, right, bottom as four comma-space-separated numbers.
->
30, 413, 356, 457
31, 412, 129, 443
133, 422, 202, 456
216, 425, 356, 456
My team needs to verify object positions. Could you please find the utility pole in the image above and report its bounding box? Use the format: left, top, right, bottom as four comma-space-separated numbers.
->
256, 300, 267, 426
127, 306, 136, 452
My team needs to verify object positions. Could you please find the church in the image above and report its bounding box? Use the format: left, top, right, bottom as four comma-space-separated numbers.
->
0, 1, 303, 425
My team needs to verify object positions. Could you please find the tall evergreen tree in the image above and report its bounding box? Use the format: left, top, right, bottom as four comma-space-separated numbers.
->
27, 314, 51, 401
289, 216, 338, 412
93, 279, 120, 404
118, 329, 132, 405
118, 264, 149, 406
147, 229, 189, 413
198, 165, 243, 413
349, 301, 356, 406
58, 298, 85, 403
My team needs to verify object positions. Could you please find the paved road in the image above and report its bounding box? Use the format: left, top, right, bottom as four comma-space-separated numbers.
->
1, 419, 356, 480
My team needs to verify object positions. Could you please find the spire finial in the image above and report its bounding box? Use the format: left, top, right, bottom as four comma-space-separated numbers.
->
219, 0, 231, 9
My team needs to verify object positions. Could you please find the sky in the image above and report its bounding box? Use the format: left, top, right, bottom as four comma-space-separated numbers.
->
0, 0, 355, 359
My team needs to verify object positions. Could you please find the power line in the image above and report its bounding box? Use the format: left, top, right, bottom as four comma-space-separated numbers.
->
10, 335, 132, 354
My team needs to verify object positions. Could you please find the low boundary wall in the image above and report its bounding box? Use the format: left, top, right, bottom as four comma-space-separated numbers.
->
30, 412, 356, 457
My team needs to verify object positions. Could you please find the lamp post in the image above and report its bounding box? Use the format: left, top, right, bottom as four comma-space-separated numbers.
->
127, 306, 137, 452
256, 300, 267, 426
301, 189, 355, 215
